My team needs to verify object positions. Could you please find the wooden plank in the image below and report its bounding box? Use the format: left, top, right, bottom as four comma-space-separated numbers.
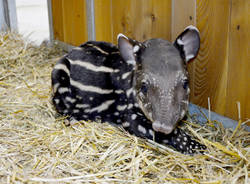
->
61, 0, 88, 46
171, 0, 196, 41
226, 0, 250, 122
189, 0, 231, 118
94, 0, 112, 42
51, 0, 64, 42
110, 0, 172, 43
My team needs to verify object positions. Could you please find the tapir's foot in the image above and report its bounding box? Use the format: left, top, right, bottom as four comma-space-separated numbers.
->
156, 127, 207, 155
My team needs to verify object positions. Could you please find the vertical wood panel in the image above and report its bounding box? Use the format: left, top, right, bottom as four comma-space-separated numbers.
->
51, 0, 64, 41
227, 0, 250, 121
171, 0, 196, 41
190, 0, 231, 117
61, 0, 87, 46
95, 0, 171, 44
94, 0, 112, 42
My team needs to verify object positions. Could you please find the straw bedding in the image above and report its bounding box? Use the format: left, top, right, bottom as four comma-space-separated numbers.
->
0, 33, 249, 184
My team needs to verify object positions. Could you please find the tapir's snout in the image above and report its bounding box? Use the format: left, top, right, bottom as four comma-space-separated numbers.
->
152, 120, 175, 134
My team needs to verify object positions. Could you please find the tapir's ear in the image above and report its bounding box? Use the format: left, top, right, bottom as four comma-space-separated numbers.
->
117, 34, 141, 63
174, 25, 200, 62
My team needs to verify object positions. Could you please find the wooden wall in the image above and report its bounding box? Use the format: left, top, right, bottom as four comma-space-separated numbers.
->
50, 0, 250, 123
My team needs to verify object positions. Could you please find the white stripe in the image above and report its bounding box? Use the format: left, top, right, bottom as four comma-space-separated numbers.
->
69, 59, 119, 73
85, 100, 115, 113
70, 79, 113, 94
65, 96, 76, 103
75, 104, 90, 108
117, 105, 127, 111
53, 83, 60, 93
122, 72, 131, 80
115, 90, 123, 94
58, 87, 69, 94
86, 44, 109, 55
53, 64, 70, 76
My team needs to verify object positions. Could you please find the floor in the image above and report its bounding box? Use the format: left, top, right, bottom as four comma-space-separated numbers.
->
16, 0, 49, 45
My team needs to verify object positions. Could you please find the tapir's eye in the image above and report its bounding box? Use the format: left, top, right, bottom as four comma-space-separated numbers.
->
183, 79, 189, 89
141, 82, 148, 95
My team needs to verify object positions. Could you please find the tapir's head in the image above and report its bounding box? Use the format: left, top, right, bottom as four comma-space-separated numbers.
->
118, 26, 200, 135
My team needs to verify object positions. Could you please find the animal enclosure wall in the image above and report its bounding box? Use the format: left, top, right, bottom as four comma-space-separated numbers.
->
50, 0, 250, 123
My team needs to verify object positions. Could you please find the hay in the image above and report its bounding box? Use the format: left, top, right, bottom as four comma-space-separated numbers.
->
0, 32, 249, 184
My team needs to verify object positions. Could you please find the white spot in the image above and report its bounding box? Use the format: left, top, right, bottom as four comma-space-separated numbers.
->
117, 119, 122, 123
126, 88, 134, 97
71, 79, 113, 94
177, 138, 181, 142
54, 99, 60, 104
131, 114, 137, 120
117, 105, 127, 111
187, 87, 190, 94
114, 112, 119, 116
76, 95, 82, 99
163, 139, 169, 144
83, 115, 89, 119
138, 125, 146, 134
73, 109, 80, 113
53, 63, 70, 76
133, 45, 140, 53
68, 59, 119, 73
126, 60, 136, 66
115, 90, 123, 94
174, 129, 178, 135
180, 145, 183, 149
65, 96, 76, 103
75, 104, 89, 108
122, 122, 130, 127
58, 87, 69, 94
89, 97, 94, 101
134, 103, 139, 107
183, 142, 187, 145
122, 72, 131, 80
85, 100, 115, 113
128, 104, 133, 109
63, 109, 68, 114
184, 137, 187, 141
149, 129, 154, 137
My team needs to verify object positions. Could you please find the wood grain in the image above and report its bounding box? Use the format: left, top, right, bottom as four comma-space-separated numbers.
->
51, 0, 64, 41
226, 0, 250, 122
97, 0, 172, 44
190, 0, 231, 117
171, 0, 196, 41
61, 0, 87, 46
94, 0, 112, 42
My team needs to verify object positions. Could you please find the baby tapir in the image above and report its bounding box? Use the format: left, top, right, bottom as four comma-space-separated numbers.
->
51, 25, 206, 154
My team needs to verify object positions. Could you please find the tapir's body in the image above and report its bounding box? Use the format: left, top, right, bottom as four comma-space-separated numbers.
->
52, 26, 206, 154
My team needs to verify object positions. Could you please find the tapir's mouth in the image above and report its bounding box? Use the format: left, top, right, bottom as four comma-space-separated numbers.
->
152, 121, 175, 134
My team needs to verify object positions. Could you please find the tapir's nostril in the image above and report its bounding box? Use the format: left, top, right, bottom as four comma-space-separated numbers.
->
152, 121, 174, 134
